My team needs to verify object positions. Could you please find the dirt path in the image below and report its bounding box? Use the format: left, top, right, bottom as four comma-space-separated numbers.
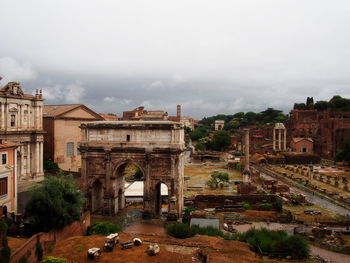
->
310, 245, 350, 263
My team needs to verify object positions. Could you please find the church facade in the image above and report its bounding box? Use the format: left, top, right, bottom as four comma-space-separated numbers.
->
0, 82, 44, 211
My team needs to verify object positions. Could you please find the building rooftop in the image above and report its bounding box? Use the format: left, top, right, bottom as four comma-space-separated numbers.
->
100, 114, 121, 120
0, 141, 20, 148
43, 104, 103, 119
292, 137, 314, 143
43, 104, 83, 117
81, 120, 183, 128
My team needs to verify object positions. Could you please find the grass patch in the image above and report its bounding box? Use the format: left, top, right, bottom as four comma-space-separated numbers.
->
87, 222, 121, 236
165, 223, 237, 240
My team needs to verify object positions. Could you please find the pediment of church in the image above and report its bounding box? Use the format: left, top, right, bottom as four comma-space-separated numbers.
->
0, 82, 24, 97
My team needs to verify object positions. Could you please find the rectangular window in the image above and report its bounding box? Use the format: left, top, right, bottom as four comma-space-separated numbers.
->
67, 142, 74, 157
10, 114, 16, 127
0, 178, 8, 196
126, 135, 130, 142
1, 153, 6, 165
77, 142, 81, 156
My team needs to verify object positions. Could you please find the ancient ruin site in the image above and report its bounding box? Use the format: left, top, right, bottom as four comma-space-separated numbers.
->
1, 1, 350, 263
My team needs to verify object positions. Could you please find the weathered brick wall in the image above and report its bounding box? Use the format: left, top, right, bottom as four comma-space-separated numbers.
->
194, 194, 277, 209
10, 212, 90, 263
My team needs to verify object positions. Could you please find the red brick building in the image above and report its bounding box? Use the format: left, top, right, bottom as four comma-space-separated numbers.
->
286, 109, 350, 159
290, 137, 313, 153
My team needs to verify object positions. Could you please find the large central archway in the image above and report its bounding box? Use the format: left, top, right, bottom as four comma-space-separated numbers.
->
80, 121, 185, 220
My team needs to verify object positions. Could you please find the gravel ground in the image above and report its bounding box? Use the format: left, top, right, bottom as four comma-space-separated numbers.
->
310, 245, 350, 263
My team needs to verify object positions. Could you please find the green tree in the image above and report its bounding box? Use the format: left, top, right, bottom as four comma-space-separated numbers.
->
233, 112, 245, 119
189, 127, 208, 141
306, 97, 314, 107
329, 95, 350, 110
25, 175, 85, 232
210, 130, 231, 151
314, 100, 329, 111
260, 108, 285, 123
336, 139, 350, 163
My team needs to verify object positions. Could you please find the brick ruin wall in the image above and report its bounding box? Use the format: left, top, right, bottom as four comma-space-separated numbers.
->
194, 194, 278, 209
286, 110, 350, 159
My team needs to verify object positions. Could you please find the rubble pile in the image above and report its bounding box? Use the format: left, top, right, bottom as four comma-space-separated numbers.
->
321, 235, 344, 250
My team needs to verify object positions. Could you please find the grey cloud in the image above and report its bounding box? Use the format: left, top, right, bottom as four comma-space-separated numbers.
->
1, 1, 350, 117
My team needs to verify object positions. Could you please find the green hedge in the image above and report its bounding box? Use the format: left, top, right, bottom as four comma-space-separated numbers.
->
87, 222, 121, 236
166, 223, 225, 239
238, 228, 309, 259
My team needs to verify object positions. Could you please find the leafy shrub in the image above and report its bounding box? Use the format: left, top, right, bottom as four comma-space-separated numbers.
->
238, 228, 309, 259
272, 199, 283, 212
206, 173, 230, 189
236, 162, 243, 171
35, 242, 43, 261
182, 207, 196, 224
165, 223, 196, 239
241, 202, 251, 210
260, 203, 272, 211
44, 160, 59, 170
42, 256, 67, 263
281, 235, 310, 258
87, 222, 121, 236
166, 223, 225, 239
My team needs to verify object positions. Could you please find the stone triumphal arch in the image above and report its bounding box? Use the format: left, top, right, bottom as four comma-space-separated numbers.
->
79, 121, 185, 220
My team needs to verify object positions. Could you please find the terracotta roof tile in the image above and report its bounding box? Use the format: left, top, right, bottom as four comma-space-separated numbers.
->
43, 104, 82, 117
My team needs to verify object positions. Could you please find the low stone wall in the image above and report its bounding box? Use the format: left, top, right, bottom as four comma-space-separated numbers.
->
194, 194, 278, 209
10, 211, 90, 263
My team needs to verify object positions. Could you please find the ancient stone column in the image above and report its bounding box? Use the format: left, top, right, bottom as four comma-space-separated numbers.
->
273, 128, 276, 150
243, 128, 251, 182
278, 129, 282, 150
283, 129, 287, 150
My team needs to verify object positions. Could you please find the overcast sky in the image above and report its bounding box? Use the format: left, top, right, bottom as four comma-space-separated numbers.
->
1, 0, 350, 118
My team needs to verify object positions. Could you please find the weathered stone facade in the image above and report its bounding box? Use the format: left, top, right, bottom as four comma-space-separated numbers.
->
0, 82, 44, 207
79, 121, 185, 220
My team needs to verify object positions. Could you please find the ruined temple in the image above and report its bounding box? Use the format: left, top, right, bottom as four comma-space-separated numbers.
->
79, 121, 185, 220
